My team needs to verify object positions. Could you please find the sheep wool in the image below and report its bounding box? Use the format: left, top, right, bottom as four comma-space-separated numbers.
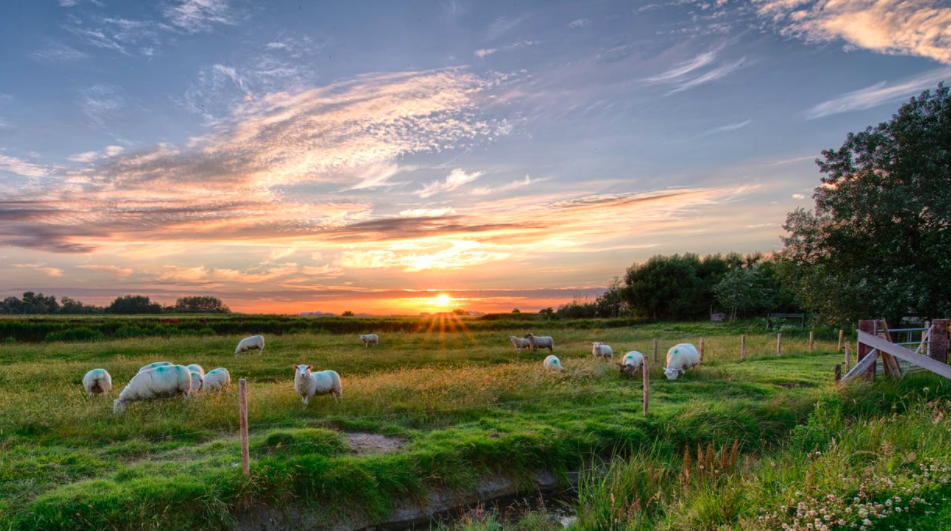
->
82, 368, 112, 397
543, 355, 563, 371
592, 342, 613, 360
293, 365, 342, 408
189, 371, 203, 393
138, 361, 172, 373
619, 351, 645, 378
509, 336, 532, 353
664, 343, 700, 380
113, 365, 191, 413
235, 335, 265, 357
186, 364, 205, 378
203, 368, 231, 391
523, 333, 555, 352
359, 333, 379, 347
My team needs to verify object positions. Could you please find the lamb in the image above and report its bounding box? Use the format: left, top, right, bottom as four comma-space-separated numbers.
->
543, 355, 564, 371
202, 368, 231, 391
188, 371, 203, 393
138, 361, 171, 373
523, 333, 554, 352
509, 336, 532, 354
359, 333, 379, 347
293, 365, 342, 408
592, 342, 613, 360
235, 335, 265, 357
186, 364, 205, 378
113, 365, 192, 413
663, 343, 700, 380
82, 368, 112, 398
619, 351, 645, 378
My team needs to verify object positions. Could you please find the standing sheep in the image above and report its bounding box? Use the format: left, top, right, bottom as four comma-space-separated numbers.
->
82, 368, 112, 398
186, 364, 205, 378
664, 343, 700, 380
509, 336, 532, 354
293, 365, 342, 408
543, 355, 564, 371
138, 361, 172, 373
524, 333, 554, 352
619, 351, 645, 379
113, 365, 192, 414
592, 342, 613, 361
202, 368, 231, 391
188, 371, 203, 393
235, 335, 265, 357
359, 333, 379, 347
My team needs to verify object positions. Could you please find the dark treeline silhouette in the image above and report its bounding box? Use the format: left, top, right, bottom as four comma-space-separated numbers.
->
0, 293, 230, 315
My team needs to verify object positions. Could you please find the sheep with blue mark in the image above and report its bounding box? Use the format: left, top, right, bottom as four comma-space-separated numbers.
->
664, 343, 700, 380
113, 365, 192, 414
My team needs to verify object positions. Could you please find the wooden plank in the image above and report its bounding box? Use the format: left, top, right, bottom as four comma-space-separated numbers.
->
858, 331, 951, 380
841, 348, 879, 382
877, 320, 902, 379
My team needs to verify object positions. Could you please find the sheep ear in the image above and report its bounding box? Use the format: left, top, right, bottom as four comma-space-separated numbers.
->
307, 365, 313, 370
292, 365, 299, 370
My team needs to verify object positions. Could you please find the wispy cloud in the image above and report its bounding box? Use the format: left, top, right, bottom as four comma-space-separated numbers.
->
568, 18, 590, 29
485, 15, 526, 41
31, 42, 91, 63
702, 119, 751, 136
78, 264, 134, 277
806, 67, 951, 119
416, 169, 484, 198
644, 51, 717, 83
14, 263, 63, 277
474, 40, 537, 58
162, 0, 237, 33
79, 85, 125, 128
754, 0, 951, 65
643, 46, 745, 94
399, 207, 457, 217
668, 57, 746, 93
470, 174, 541, 196
345, 163, 406, 191
0, 153, 48, 178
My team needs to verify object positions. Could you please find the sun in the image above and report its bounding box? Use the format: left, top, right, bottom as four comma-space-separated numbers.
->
435, 293, 452, 307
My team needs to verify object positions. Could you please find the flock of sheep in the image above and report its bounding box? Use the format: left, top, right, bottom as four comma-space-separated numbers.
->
81, 332, 701, 415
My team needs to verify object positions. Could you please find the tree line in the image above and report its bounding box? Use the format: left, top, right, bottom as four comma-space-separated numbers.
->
0, 293, 231, 315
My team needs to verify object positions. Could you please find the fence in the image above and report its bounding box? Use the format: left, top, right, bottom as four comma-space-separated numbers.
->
840, 319, 951, 383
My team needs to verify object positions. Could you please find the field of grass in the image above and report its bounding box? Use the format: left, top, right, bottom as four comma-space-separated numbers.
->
0, 318, 944, 530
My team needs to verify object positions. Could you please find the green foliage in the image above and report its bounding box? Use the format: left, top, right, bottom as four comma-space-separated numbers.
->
106, 295, 163, 315
173, 296, 230, 314
44, 327, 106, 342
713, 266, 773, 321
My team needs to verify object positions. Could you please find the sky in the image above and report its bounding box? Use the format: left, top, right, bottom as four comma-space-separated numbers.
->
1, 0, 949, 314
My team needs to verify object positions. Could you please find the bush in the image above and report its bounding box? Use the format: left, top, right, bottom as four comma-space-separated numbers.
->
44, 327, 106, 342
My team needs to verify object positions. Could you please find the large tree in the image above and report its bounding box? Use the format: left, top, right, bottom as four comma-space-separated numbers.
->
780, 84, 951, 325
174, 296, 230, 313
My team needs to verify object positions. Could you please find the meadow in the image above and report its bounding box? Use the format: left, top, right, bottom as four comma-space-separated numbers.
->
0, 317, 948, 530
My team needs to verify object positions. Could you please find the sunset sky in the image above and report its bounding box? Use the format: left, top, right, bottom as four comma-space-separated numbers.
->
1, 0, 949, 314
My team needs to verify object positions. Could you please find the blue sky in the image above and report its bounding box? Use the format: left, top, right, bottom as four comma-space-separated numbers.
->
0, 0, 949, 313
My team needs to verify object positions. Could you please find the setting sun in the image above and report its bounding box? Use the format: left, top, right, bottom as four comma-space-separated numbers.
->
435, 293, 452, 307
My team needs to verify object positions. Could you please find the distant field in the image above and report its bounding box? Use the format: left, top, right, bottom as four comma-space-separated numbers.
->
0, 318, 946, 530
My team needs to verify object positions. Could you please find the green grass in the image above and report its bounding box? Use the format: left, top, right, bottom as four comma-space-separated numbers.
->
0, 318, 918, 530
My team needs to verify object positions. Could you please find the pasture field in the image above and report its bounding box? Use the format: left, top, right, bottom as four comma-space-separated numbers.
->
0, 319, 948, 530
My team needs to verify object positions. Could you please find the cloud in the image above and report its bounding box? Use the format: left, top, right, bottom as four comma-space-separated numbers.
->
79, 85, 125, 128
485, 16, 526, 41
78, 264, 134, 277
31, 42, 91, 63
14, 263, 63, 277
753, 0, 951, 65
643, 46, 745, 93
0, 153, 48, 178
162, 0, 237, 33
416, 169, 484, 198
667, 57, 746, 93
470, 174, 541, 195
475, 48, 498, 58
337, 241, 511, 272
68, 145, 124, 163
644, 51, 717, 83
806, 67, 951, 119
345, 163, 405, 191
702, 119, 751, 135
568, 18, 590, 29
399, 207, 457, 217
792, 193, 806, 199
474, 40, 537, 58
65, 17, 166, 57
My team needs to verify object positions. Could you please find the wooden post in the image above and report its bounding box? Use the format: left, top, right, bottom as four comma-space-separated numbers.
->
652, 338, 658, 364
834, 364, 842, 382
844, 341, 851, 372
740, 334, 746, 361
931, 319, 950, 364
838, 329, 844, 352
809, 331, 814, 354
776, 333, 782, 357
642, 358, 650, 416
239, 378, 250, 476
857, 321, 876, 378
699, 336, 705, 362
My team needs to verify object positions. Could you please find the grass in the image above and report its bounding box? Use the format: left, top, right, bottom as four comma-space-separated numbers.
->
0, 318, 921, 530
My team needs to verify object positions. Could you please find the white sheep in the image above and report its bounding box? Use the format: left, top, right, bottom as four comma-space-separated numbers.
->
113, 365, 191, 414
202, 368, 231, 391
524, 333, 554, 352
235, 335, 265, 357
619, 351, 645, 378
592, 342, 613, 360
509, 336, 532, 354
543, 355, 564, 371
138, 361, 172, 373
82, 368, 112, 398
293, 364, 342, 408
186, 364, 205, 378
188, 371, 203, 393
664, 343, 700, 380
359, 333, 379, 347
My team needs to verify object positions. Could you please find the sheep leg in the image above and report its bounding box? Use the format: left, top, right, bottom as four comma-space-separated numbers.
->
332, 392, 340, 404
302, 396, 310, 409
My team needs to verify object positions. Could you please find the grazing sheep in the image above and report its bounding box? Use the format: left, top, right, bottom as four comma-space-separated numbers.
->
82, 368, 112, 398
619, 351, 645, 378
509, 336, 532, 354
293, 365, 342, 408
186, 364, 205, 378
138, 361, 172, 373
663, 343, 700, 380
592, 342, 613, 361
235, 335, 265, 357
113, 365, 191, 414
359, 333, 379, 347
188, 371, 203, 393
543, 355, 564, 371
202, 368, 231, 391
523, 333, 554, 352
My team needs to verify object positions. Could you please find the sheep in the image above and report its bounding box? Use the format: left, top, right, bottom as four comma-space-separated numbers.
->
202, 368, 231, 391
543, 355, 564, 371
592, 342, 613, 361
82, 368, 112, 398
188, 371, 203, 393
619, 351, 645, 378
138, 361, 172, 373
663, 343, 700, 380
509, 336, 532, 354
359, 333, 379, 347
523, 333, 554, 352
186, 364, 205, 378
293, 364, 342, 408
113, 365, 191, 414
235, 335, 265, 357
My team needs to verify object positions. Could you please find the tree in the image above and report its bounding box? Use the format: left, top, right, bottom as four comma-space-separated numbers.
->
595, 276, 628, 318
341, 310, 354, 317
174, 296, 230, 313
780, 84, 951, 325
539, 307, 554, 319
713, 267, 772, 321
623, 254, 706, 320
511, 308, 521, 314
107, 295, 162, 314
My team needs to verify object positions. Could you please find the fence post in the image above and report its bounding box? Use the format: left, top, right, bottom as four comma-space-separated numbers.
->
652, 338, 658, 364
699, 336, 705, 362
239, 378, 250, 476
809, 331, 814, 354
776, 333, 782, 357
838, 329, 844, 352
931, 319, 950, 364
857, 321, 876, 378
834, 364, 842, 382
642, 358, 650, 416
845, 341, 851, 372
740, 334, 746, 361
